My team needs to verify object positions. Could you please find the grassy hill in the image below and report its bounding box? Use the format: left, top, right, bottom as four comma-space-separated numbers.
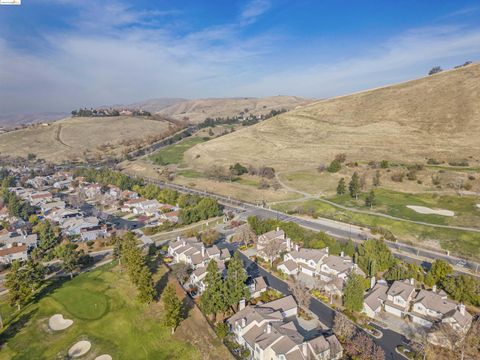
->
185, 63, 480, 171
0, 116, 175, 163
156, 95, 313, 123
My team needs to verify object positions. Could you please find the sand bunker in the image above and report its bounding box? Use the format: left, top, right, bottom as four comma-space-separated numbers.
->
95, 355, 112, 360
476, 204, 480, 209
407, 205, 454, 217
68, 340, 91, 358
48, 314, 73, 331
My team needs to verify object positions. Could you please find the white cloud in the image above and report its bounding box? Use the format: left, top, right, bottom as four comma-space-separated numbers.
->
1, 1, 480, 115
240, 0, 271, 25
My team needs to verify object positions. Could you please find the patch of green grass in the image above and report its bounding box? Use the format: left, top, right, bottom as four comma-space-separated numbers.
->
149, 137, 206, 165
234, 177, 261, 187
177, 169, 203, 178
328, 188, 480, 228
0, 263, 201, 360
274, 199, 480, 260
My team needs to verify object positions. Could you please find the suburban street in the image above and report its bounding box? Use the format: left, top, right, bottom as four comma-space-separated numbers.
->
137, 175, 480, 277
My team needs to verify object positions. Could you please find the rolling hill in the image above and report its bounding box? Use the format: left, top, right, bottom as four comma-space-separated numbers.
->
0, 116, 174, 162
185, 63, 480, 171
156, 95, 313, 123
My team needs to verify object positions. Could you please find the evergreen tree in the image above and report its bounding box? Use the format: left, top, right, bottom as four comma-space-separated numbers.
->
429, 259, 453, 284
200, 260, 226, 319
349, 172, 360, 199
342, 239, 356, 257
5, 261, 32, 310
137, 266, 155, 304
343, 273, 365, 312
35, 221, 59, 253
357, 239, 394, 275
23, 259, 45, 292
57, 243, 80, 279
336, 178, 346, 195
365, 190, 376, 208
162, 284, 183, 333
224, 252, 250, 310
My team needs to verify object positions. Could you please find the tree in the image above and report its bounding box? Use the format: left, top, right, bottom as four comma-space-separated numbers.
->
333, 312, 356, 341
35, 221, 59, 254
5, 261, 32, 310
342, 239, 356, 257
234, 224, 257, 246
349, 172, 360, 199
429, 66, 443, 75
440, 274, 480, 306
343, 273, 365, 312
261, 239, 283, 266
357, 239, 394, 275
200, 260, 226, 320
56, 243, 80, 279
380, 160, 389, 169
429, 259, 453, 284
23, 259, 45, 292
372, 170, 381, 187
224, 252, 250, 310
290, 281, 311, 309
162, 284, 183, 333
365, 190, 376, 208
201, 229, 220, 246
137, 266, 155, 304
336, 178, 346, 195
171, 263, 190, 284
344, 332, 385, 360
229, 163, 248, 176
327, 159, 341, 173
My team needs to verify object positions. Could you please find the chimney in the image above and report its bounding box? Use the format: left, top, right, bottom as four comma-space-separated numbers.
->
177, 236, 180, 241
302, 342, 308, 356
276, 226, 280, 232
325, 247, 329, 254
182, 240, 186, 246
286, 237, 291, 251
295, 244, 299, 252
409, 278, 415, 286
370, 276, 376, 289
459, 303, 465, 316
267, 323, 272, 334
432, 284, 437, 293
201, 245, 205, 257
241, 318, 246, 327
340, 251, 344, 258
239, 299, 246, 311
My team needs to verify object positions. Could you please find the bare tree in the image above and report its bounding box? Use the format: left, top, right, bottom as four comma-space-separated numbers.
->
261, 239, 282, 266
290, 281, 311, 309
344, 332, 385, 360
463, 317, 480, 360
234, 224, 257, 246
333, 312, 356, 341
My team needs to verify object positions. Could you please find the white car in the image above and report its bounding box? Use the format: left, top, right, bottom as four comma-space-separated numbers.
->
456, 260, 467, 267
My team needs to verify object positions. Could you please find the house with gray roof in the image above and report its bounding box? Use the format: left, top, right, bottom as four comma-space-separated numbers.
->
227, 295, 342, 360
384, 279, 416, 318
363, 282, 389, 318
257, 227, 292, 262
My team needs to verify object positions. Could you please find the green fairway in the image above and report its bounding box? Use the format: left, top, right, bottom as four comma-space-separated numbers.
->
0, 263, 202, 360
274, 199, 480, 260
149, 137, 207, 165
328, 188, 480, 228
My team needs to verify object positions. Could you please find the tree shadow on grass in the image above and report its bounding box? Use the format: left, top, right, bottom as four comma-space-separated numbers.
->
0, 307, 38, 347
180, 294, 195, 320
33, 277, 69, 304
154, 271, 169, 301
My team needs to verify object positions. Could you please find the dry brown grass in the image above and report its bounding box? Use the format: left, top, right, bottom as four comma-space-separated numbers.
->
157, 96, 312, 123
0, 116, 172, 162
185, 63, 480, 171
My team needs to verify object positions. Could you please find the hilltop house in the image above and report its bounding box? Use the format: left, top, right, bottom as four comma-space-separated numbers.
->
227, 295, 343, 360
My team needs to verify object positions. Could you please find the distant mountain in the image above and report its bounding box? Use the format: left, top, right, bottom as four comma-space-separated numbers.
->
126, 98, 187, 113
0, 112, 68, 129
156, 96, 313, 123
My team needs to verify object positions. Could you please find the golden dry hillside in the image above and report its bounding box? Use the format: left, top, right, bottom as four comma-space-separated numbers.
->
185, 63, 480, 171
156, 95, 312, 123
0, 116, 174, 162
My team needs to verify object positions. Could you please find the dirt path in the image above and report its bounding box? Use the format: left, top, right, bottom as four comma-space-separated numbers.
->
274, 172, 480, 233
54, 124, 73, 148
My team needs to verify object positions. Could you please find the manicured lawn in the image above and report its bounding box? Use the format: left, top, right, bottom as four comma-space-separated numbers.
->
328, 188, 480, 228
0, 263, 210, 360
149, 137, 206, 165
274, 199, 480, 260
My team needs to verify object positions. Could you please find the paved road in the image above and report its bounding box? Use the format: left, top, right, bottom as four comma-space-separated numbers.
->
135, 175, 480, 278
218, 242, 405, 360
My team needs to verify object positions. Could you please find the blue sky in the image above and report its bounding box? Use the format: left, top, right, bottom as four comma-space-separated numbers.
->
1, 0, 480, 114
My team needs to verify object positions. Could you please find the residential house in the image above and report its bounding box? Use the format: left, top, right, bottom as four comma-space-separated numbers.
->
363, 282, 389, 318
62, 216, 100, 236
121, 190, 139, 200
319, 253, 365, 282
227, 295, 343, 360
0, 231, 38, 249
384, 279, 416, 318
0, 245, 28, 264
28, 191, 53, 206
248, 276, 268, 298
281, 246, 328, 277
80, 225, 109, 242
84, 184, 102, 199
410, 288, 472, 332
257, 228, 292, 261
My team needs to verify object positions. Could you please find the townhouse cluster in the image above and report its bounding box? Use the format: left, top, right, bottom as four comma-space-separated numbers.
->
258, 228, 365, 296
363, 279, 473, 334
227, 295, 343, 360
121, 197, 180, 226
167, 236, 232, 294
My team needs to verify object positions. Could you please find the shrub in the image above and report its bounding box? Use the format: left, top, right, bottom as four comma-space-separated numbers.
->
448, 160, 469, 167
406, 170, 417, 181
427, 158, 443, 165
391, 172, 404, 182
380, 160, 389, 169
428, 66, 443, 75
327, 159, 342, 173
229, 163, 248, 176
